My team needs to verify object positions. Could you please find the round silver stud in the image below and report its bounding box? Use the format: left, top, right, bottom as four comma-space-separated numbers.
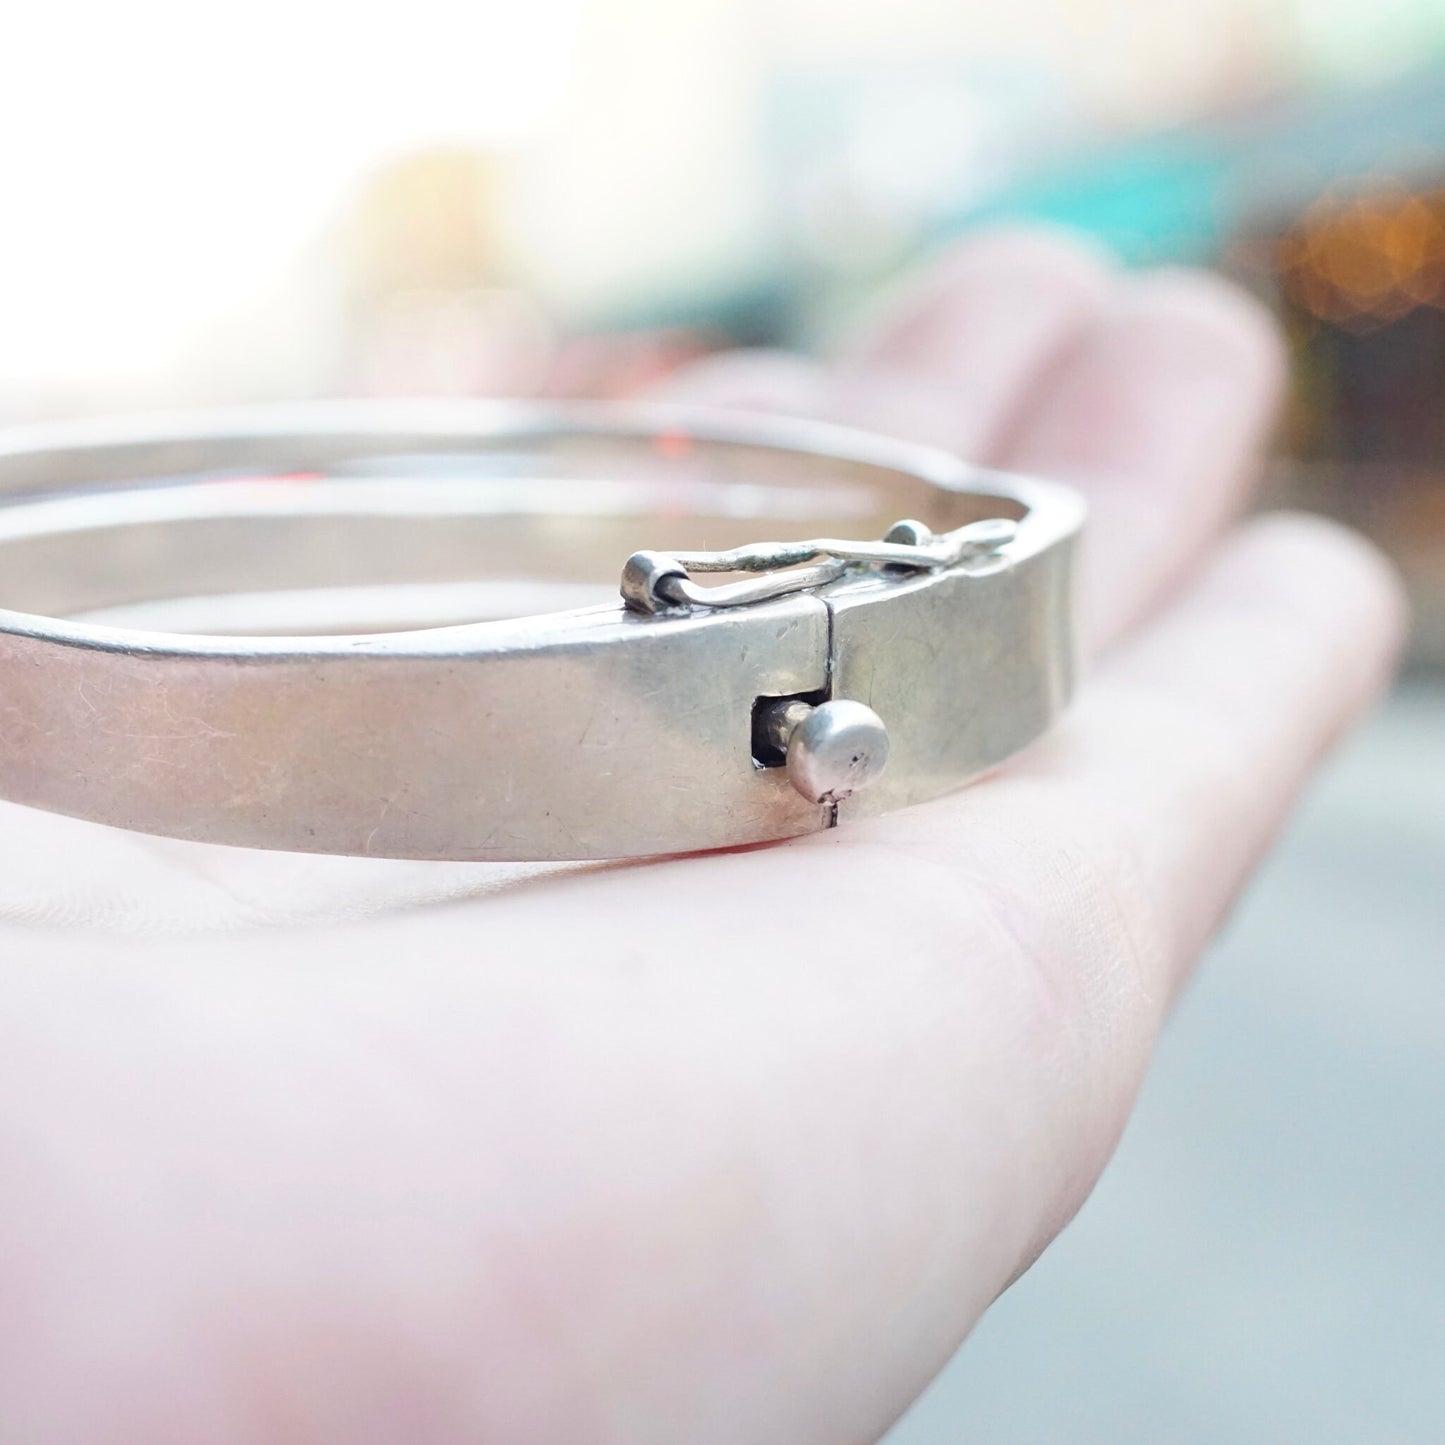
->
883, 518, 934, 547
785, 699, 890, 805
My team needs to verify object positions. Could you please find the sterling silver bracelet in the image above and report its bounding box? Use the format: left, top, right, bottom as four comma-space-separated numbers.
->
0, 400, 1084, 860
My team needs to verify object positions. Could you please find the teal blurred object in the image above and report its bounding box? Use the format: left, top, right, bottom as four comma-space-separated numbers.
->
963, 136, 1230, 266
942, 69, 1445, 265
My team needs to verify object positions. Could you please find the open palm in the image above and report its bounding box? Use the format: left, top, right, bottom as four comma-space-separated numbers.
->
0, 232, 1403, 1444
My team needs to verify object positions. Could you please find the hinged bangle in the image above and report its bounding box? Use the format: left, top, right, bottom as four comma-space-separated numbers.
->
0, 400, 1084, 860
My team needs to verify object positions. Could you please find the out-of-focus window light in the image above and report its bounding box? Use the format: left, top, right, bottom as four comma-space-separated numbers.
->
11, 0, 1445, 409
0, 1, 580, 393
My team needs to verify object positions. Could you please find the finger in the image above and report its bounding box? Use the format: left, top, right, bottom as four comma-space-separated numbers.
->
828, 228, 1115, 455
996, 267, 1287, 650
656, 230, 1115, 460
1001, 512, 1407, 981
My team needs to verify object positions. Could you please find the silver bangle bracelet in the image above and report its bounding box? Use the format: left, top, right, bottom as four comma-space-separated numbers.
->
0, 400, 1084, 861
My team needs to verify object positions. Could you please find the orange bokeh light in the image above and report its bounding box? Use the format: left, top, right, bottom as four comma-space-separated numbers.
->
1279, 181, 1445, 330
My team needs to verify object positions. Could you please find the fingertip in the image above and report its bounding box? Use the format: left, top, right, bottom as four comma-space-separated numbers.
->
920, 225, 1120, 302
1120, 267, 1288, 411
1000, 262, 1293, 651
1233, 510, 1411, 678
1114, 510, 1411, 772
843, 225, 1117, 368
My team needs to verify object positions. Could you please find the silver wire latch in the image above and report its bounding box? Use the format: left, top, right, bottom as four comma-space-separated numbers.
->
620, 516, 1019, 614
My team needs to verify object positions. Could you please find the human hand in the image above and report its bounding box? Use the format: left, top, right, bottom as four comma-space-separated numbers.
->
0, 232, 1405, 1443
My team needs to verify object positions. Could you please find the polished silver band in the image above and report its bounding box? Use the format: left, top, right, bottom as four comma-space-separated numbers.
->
0, 400, 1083, 860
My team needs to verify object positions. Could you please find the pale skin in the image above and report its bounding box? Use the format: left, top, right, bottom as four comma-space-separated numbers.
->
0, 231, 1406, 1442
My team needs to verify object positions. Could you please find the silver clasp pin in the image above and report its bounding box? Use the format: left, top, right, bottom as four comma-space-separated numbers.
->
757, 696, 890, 806
620, 516, 1018, 614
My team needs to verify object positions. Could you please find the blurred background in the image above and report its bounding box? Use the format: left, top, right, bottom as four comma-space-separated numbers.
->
3, 1, 1441, 1438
